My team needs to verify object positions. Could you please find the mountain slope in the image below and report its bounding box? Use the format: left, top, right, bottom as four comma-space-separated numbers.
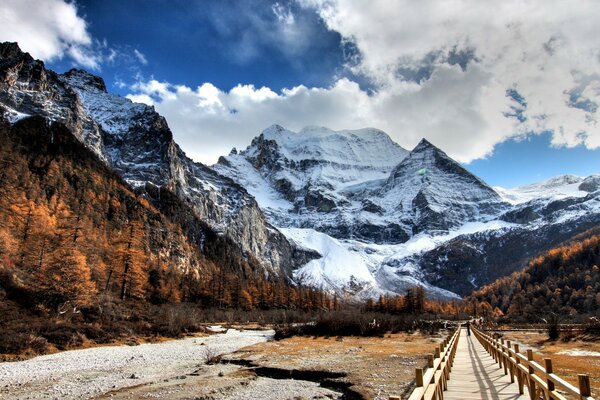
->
468, 227, 600, 318
378, 138, 507, 234
0, 116, 213, 306
215, 128, 511, 299
215, 125, 600, 299
0, 42, 315, 280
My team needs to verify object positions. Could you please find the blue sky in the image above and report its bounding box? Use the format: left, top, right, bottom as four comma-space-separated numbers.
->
1, 0, 600, 188
468, 133, 600, 187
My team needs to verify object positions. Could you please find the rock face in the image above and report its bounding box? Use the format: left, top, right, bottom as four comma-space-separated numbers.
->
378, 139, 507, 234
579, 174, 600, 193
0, 42, 315, 279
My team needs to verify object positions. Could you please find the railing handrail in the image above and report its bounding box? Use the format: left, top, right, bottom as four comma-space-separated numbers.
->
401, 324, 462, 400
471, 324, 594, 400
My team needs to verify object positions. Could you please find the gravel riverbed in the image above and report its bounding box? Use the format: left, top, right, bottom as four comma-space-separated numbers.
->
0, 328, 277, 399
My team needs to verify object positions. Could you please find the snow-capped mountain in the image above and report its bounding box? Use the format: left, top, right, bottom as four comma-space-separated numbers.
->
378, 139, 507, 234
214, 124, 411, 242
215, 126, 600, 299
0, 42, 315, 279
214, 126, 513, 298
494, 174, 591, 204
215, 127, 506, 244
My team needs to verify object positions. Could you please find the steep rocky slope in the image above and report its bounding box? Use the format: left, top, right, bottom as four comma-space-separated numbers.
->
0, 42, 315, 280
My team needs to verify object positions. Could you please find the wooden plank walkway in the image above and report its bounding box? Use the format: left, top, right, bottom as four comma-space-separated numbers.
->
444, 328, 529, 400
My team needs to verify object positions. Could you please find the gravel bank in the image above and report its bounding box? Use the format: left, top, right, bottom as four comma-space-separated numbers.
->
0, 328, 272, 399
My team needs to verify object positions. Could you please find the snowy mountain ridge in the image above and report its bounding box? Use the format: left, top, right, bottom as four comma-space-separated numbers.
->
494, 174, 599, 204
215, 125, 600, 299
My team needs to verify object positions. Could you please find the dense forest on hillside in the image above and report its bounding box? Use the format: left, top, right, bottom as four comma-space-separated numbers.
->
0, 117, 332, 356
468, 227, 600, 321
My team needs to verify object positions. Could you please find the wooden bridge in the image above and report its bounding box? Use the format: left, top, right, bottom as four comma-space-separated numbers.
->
391, 324, 594, 400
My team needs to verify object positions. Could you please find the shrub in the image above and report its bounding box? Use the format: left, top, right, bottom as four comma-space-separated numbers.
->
547, 314, 559, 341
274, 311, 440, 339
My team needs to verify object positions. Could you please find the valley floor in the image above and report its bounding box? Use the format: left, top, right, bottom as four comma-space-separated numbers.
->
0, 325, 444, 400
224, 331, 445, 399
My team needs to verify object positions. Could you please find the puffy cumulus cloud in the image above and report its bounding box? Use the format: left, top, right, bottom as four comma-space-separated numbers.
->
298, 0, 600, 157
127, 68, 512, 164
127, 78, 373, 163
0, 0, 100, 69
128, 1, 600, 165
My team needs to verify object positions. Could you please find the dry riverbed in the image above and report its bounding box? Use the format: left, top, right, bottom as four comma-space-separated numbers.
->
1, 327, 335, 400
224, 330, 445, 400
0, 327, 441, 399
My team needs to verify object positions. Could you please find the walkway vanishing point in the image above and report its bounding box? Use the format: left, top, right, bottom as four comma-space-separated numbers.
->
395, 325, 594, 400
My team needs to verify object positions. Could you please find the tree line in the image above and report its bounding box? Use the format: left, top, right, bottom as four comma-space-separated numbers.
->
468, 227, 600, 321
0, 117, 332, 317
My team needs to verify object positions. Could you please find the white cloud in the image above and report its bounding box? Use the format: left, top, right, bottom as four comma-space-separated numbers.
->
297, 0, 600, 156
0, 0, 100, 69
208, 1, 321, 64
133, 49, 148, 65
127, 1, 600, 166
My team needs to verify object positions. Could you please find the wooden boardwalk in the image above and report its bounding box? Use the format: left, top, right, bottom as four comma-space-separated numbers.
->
444, 328, 529, 400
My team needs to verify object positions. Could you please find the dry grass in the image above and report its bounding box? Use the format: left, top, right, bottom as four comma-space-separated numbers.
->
226, 330, 446, 399
493, 330, 600, 399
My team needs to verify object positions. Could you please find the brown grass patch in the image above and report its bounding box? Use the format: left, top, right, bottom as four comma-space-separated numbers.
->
227, 330, 446, 399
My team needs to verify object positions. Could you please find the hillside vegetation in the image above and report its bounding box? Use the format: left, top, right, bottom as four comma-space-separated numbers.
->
469, 227, 600, 320
0, 117, 330, 356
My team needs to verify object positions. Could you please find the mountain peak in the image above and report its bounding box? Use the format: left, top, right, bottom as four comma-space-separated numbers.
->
413, 138, 440, 153
0, 42, 29, 61
62, 68, 107, 93
262, 124, 286, 136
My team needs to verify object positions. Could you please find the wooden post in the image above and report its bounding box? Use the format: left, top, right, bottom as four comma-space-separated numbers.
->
544, 358, 555, 392
501, 339, 508, 375
527, 350, 535, 374
527, 349, 536, 398
428, 354, 434, 368
435, 347, 440, 359
506, 340, 514, 383
514, 344, 524, 395
416, 368, 424, 387
578, 374, 591, 397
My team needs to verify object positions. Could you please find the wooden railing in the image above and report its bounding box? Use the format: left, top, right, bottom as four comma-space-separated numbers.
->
390, 324, 461, 400
472, 325, 594, 400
